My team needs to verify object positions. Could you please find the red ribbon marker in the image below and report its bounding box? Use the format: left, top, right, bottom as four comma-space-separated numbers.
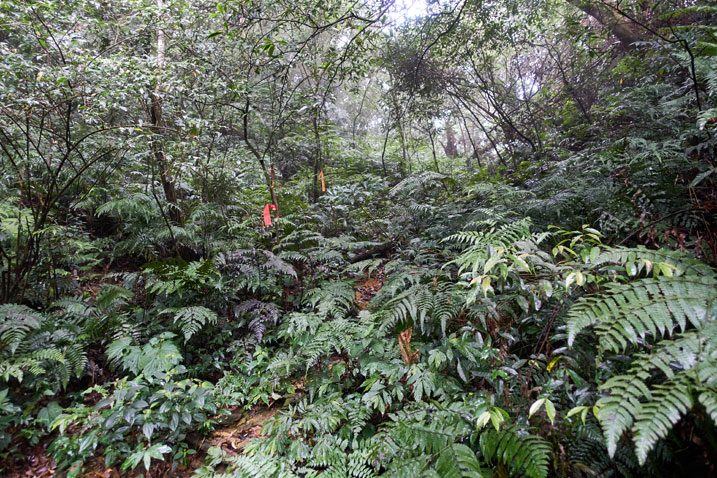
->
319, 169, 326, 192
263, 204, 277, 226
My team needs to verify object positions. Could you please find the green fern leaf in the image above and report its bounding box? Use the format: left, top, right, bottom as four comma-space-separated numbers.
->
0, 304, 42, 354
161, 306, 218, 342
479, 427, 550, 478
632, 377, 692, 464
567, 276, 717, 351
435, 443, 487, 478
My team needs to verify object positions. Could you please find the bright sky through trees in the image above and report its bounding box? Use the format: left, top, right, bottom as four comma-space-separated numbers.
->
389, 0, 428, 24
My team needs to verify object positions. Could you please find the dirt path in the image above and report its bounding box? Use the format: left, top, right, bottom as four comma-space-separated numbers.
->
355, 266, 385, 309
191, 406, 279, 457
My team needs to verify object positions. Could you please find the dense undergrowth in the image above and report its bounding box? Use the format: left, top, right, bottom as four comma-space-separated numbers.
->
1, 0, 717, 477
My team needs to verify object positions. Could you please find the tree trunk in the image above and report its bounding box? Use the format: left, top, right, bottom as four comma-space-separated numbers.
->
312, 108, 322, 203
151, 0, 181, 224
565, 0, 644, 50
443, 122, 458, 158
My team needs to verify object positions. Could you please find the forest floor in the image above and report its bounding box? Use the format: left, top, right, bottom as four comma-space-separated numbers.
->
355, 267, 386, 309
4, 393, 279, 478
5, 269, 387, 478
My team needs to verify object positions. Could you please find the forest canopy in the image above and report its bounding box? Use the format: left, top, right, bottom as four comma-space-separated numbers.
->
0, 0, 716, 476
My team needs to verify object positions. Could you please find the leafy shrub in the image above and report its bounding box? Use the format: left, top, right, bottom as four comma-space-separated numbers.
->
50, 335, 216, 476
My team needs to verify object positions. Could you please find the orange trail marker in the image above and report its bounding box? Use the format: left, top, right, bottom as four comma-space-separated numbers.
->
263, 204, 277, 226
319, 169, 326, 192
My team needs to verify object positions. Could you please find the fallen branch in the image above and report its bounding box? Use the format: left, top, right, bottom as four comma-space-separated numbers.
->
348, 241, 394, 263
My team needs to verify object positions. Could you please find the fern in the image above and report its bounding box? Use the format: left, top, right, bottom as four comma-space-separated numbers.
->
304, 281, 355, 319
96, 192, 156, 221
566, 275, 717, 351
631, 376, 692, 463
96, 284, 133, 310
0, 304, 42, 354
478, 426, 551, 478
566, 248, 717, 464
0, 348, 67, 383
594, 247, 713, 276
50, 298, 95, 322
235, 300, 279, 342
376, 281, 460, 335
0, 304, 86, 390
145, 258, 220, 297
568, 423, 641, 477
446, 218, 554, 280
343, 258, 383, 277
594, 321, 717, 464
278, 250, 310, 265
302, 318, 360, 368
446, 218, 533, 248
435, 443, 487, 478
107, 333, 182, 376
361, 402, 479, 476
216, 249, 294, 293
160, 306, 218, 342
195, 448, 299, 478
389, 171, 446, 197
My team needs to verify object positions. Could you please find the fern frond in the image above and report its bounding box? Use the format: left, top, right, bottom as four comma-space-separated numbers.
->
0, 304, 42, 354
377, 281, 459, 335
595, 320, 717, 464
96, 284, 133, 310
698, 388, 717, 423
107, 334, 181, 376
632, 377, 692, 463
343, 259, 383, 276
95, 192, 156, 221
595, 247, 713, 276
217, 450, 298, 478
262, 250, 297, 277
161, 306, 218, 342
311, 248, 345, 265
0, 348, 68, 383
463, 208, 515, 229
278, 250, 310, 264
305, 281, 355, 319
435, 443, 487, 478
235, 300, 279, 342
445, 218, 533, 248
303, 318, 359, 368
479, 426, 551, 478
0, 304, 87, 389
569, 427, 639, 478
389, 171, 446, 197
566, 275, 717, 351
50, 299, 95, 322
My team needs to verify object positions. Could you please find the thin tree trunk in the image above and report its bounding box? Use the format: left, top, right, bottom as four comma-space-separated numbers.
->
242, 99, 278, 214
397, 120, 408, 175
380, 126, 391, 177
312, 108, 322, 202
151, 0, 181, 224
428, 128, 441, 175
457, 108, 481, 168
